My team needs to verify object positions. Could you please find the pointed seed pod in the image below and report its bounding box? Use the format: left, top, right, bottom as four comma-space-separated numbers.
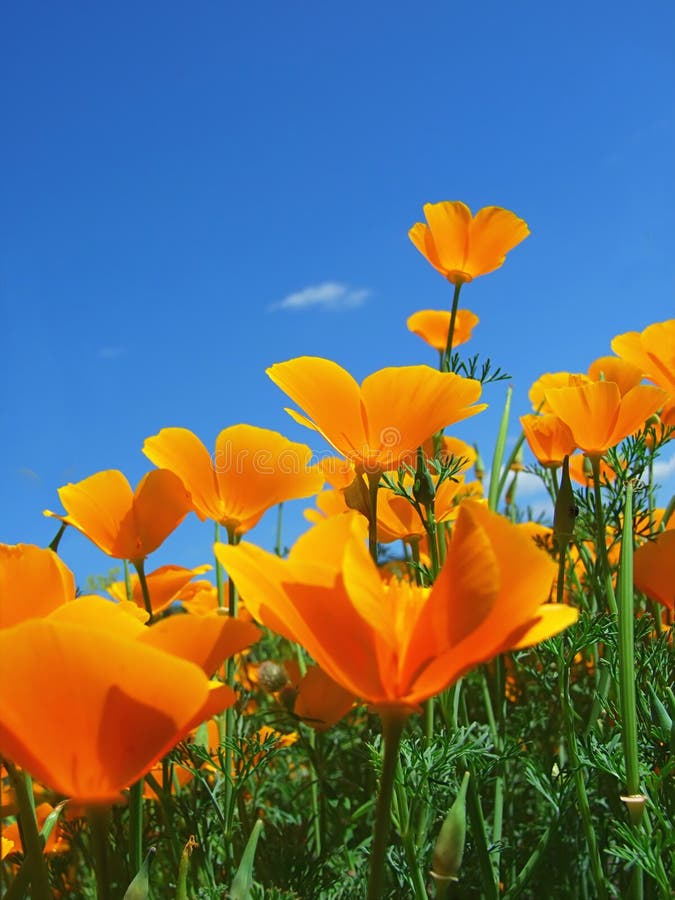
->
431, 771, 470, 884
123, 847, 156, 900
554, 455, 578, 555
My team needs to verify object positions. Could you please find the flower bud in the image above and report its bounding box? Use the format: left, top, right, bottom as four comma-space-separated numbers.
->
554, 455, 578, 554
431, 771, 470, 883
413, 448, 436, 507
123, 847, 155, 900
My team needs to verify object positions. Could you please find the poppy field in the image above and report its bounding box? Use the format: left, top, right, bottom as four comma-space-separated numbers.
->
1, 201, 673, 899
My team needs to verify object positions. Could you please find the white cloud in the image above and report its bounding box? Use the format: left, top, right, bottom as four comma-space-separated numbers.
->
269, 281, 371, 312
652, 451, 675, 482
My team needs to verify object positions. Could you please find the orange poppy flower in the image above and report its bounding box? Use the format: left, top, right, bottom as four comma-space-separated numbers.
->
528, 372, 589, 413
215, 505, 576, 711
267, 357, 486, 474
407, 309, 479, 352
420, 435, 477, 470
293, 665, 355, 730
543, 381, 666, 458
633, 529, 675, 611
611, 320, 675, 396
0, 618, 235, 802
377, 472, 482, 543
143, 424, 324, 535
47, 594, 260, 678
567, 452, 617, 487
107, 564, 212, 614
520, 414, 577, 468
408, 201, 529, 285
0, 544, 75, 628
44, 469, 191, 564
587, 356, 643, 396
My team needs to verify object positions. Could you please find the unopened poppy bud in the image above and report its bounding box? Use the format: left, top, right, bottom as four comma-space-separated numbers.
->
258, 661, 290, 693
582, 454, 594, 480
123, 847, 155, 900
413, 448, 436, 507
510, 445, 525, 473
554, 455, 577, 554
176, 836, 198, 900
473, 444, 485, 482
431, 771, 470, 883
645, 412, 661, 428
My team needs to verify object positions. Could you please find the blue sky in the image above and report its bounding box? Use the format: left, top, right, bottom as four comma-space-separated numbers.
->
2, 1, 674, 585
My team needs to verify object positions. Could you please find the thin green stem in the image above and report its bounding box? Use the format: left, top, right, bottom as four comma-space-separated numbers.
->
223, 526, 241, 863
88, 805, 112, 900
488, 386, 512, 512
6, 763, 51, 900
274, 501, 284, 556
214, 521, 225, 609
123, 558, 133, 601
590, 456, 618, 616
616, 483, 645, 900
441, 282, 463, 371
367, 471, 380, 564
128, 780, 144, 876
558, 657, 607, 899
133, 559, 153, 619
367, 711, 408, 900
617, 483, 641, 799
48, 522, 66, 553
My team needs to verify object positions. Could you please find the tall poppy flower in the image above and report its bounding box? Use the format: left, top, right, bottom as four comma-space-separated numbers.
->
0, 544, 75, 628
612, 320, 675, 426
0, 618, 235, 802
520, 413, 577, 468
611, 320, 675, 396
44, 469, 191, 565
143, 424, 324, 535
266, 357, 486, 474
543, 381, 666, 459
47, 594, 261, 678
408, 201, 529, 285
215, 505, 576, 711
407, 309, 479, 352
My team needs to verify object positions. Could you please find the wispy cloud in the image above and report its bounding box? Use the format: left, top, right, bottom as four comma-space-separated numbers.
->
97, 346, 127, 360
269, 281, 371, 312
652, 451, 675, 482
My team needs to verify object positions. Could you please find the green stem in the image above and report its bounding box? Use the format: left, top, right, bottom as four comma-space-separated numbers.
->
128, 780, 144, 876
274, 501, 284, 556
48, 522, 67, 553
488, 386, 513, 512
617, 484, 640, 799
441, 283, 463, 371
214, 521, 226, 609
367, 711, 408, 900
223, 526, 240, 864
88, 805, 112, 900
6, 764, 51, 900
559, 657, 607, 898
133, 559, 153, 619
123, 558, 133, 603
367, 471, 380, 564
590, 456, 618, 616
